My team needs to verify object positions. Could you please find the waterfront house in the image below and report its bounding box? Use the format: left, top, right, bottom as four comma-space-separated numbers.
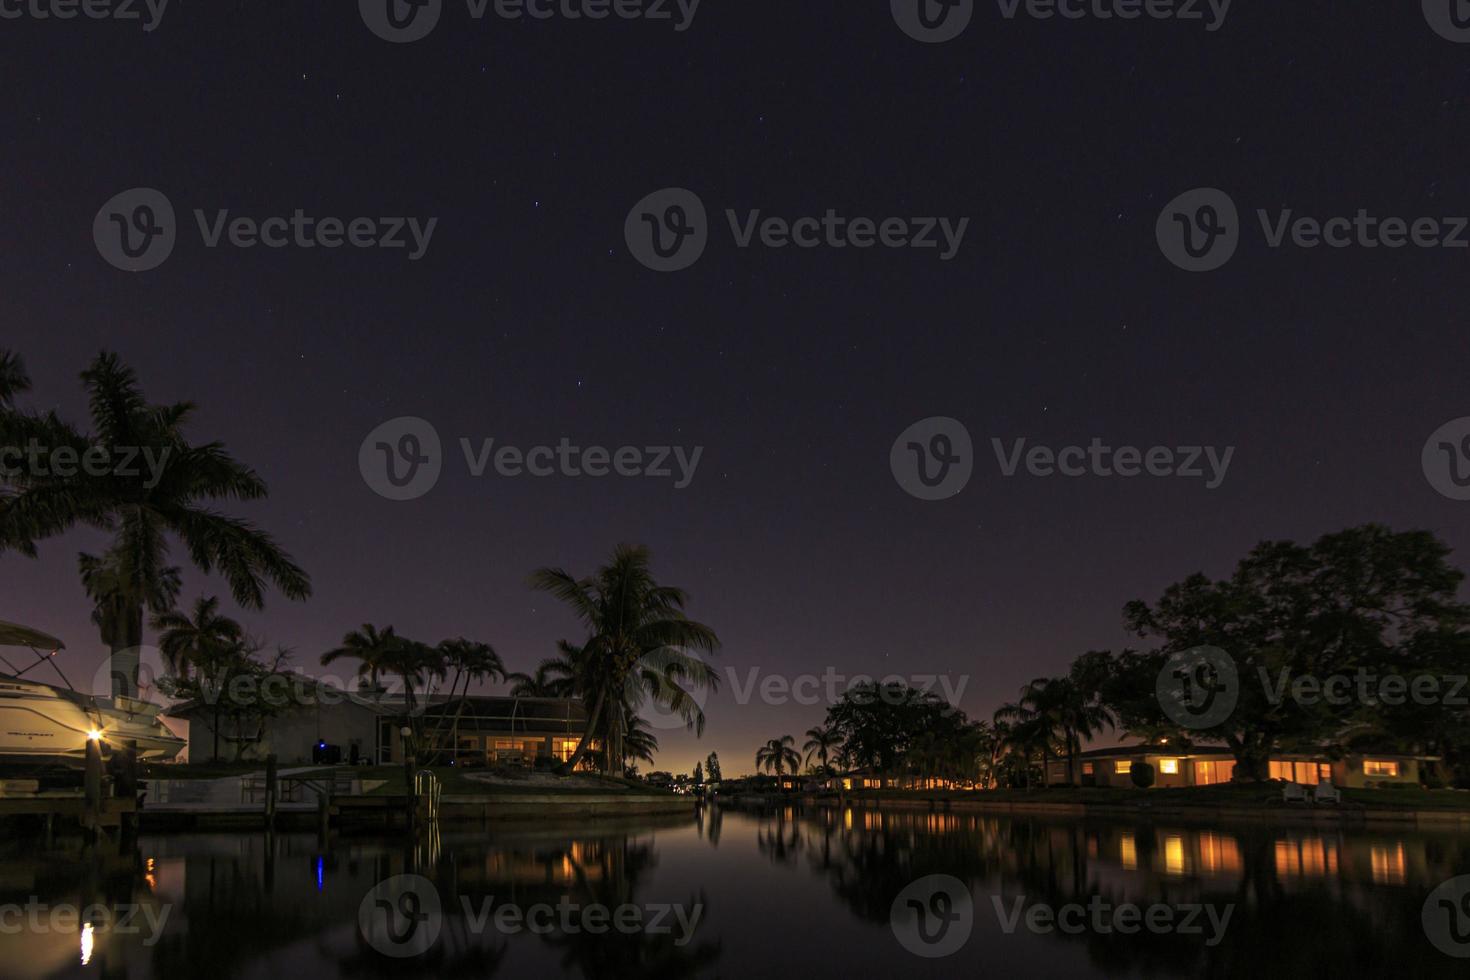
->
168, 676, 589, 767
1046, 745, 1435, 789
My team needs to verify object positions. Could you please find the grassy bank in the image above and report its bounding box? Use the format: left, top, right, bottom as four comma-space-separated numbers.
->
358, 766, 675, 798
829, 783, 1470, 811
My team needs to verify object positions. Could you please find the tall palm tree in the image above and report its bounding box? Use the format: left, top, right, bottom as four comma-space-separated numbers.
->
995, 679, 1070, 788
755, 735, 801, 791
1054, 666, 1115, 785
151, 594, 244, 680
529, 544, 720, 775
430, 637, 503, 762
0, 350, 311, 696
81, 547, 182, 690
803, 725, 840, 776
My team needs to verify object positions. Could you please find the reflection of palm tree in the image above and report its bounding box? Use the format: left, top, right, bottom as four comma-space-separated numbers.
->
756, 735, 801, 791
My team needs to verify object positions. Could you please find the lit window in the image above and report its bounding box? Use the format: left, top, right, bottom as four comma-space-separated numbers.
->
1363, 759, 1399, 777
1159, 758, 1179, 774
1114, 760, 1133, 774
1082, 762, 1094, 775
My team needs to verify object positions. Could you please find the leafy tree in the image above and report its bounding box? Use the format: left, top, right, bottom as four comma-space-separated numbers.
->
692, 761, 703, 787
160, 636, 290, 762
705, 751, 722, 783
824, 682, 964, 776
1121, 525, 1470, 780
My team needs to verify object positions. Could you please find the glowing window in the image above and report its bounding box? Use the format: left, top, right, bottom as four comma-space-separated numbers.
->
1363, 760, 1399, 777
1114, 760, 1133, 774
1159, 758, 1179, 774
1082, 762, 1094, 775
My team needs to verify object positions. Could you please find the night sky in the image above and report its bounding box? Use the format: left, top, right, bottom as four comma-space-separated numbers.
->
4, 2, 1469, 775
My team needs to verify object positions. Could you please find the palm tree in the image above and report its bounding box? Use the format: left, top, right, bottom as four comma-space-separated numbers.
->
81, 547, 182, 690
430, 637, 503, 762
755, 735, 801, 792
151, 595, 244, 680
1054, 665, 1115, 785
803, 725, 841, 776
995, 679, 1072, 788
0, 350, 311, 696
529, 544, 720, 775
506, 661, 570, 697
320, 624, 402, 693
0, 351, 30, 408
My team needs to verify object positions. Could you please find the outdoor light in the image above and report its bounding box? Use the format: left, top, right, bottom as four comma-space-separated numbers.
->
86, 729, 103, 742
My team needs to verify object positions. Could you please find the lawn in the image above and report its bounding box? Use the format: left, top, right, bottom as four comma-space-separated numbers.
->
837, 782, 1470, 811
356, 766, 677, 797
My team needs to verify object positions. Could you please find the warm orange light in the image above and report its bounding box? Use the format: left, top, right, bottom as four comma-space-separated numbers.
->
87, 729, 103, 742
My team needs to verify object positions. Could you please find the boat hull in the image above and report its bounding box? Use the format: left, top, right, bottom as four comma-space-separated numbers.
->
0, 678, 184, 766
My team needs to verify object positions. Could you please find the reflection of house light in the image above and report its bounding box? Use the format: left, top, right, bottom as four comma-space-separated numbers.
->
1120, 833, 1138, 870
1370, 843, 1406, 885
1165, 835, 1185, 876
81, 923, 94, 966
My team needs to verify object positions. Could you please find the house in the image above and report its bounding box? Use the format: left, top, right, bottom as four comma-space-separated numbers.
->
167, 675, 589, 767
1046, 745, 1436, 789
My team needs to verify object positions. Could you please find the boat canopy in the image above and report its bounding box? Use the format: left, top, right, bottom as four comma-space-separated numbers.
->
0, 620, 66, 650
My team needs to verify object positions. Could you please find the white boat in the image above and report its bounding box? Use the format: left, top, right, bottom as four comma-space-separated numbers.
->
0, 620, 185, 769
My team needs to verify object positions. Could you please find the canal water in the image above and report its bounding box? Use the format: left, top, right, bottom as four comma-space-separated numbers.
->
3, 805, 1468, 978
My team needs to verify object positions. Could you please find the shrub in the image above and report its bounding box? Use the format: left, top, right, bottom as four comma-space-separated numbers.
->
1130, 762, 1156, 789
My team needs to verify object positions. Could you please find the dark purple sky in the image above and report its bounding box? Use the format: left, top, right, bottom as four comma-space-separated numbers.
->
4, 2, 1470, 774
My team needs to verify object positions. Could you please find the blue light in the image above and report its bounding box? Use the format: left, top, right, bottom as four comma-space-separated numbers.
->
316, 856, 325, 891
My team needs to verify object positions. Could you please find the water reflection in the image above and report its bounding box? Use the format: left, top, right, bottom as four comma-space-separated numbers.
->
0, 805, 1466, 978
